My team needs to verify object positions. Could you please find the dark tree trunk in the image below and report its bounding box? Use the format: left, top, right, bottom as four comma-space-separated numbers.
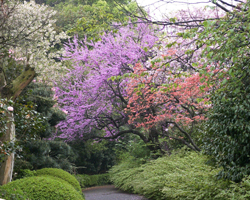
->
146, 126, 165, 157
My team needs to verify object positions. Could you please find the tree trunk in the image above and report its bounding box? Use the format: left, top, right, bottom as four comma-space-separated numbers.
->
0, 65, 35, 185
146, 126, 165, 157
0, 112, 15, 185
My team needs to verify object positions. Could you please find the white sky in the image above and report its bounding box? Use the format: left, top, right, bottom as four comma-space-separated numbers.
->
135, 0, 223, 20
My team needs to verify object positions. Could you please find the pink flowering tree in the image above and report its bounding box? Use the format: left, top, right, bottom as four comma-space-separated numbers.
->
55, 22, 164, 151
55, 6, 223, 153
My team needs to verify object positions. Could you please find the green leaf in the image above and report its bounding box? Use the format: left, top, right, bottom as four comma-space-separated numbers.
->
221, 79, 227, 85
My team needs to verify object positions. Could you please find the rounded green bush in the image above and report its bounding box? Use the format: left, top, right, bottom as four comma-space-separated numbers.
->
0, 187, 27, 200
36, 168, 81, 192
1, 176, 84, 200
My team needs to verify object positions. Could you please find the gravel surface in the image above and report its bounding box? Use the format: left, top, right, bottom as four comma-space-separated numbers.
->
83, 185, 149, 200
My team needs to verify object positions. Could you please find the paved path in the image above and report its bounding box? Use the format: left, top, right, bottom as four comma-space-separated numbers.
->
83, 185, 149, 200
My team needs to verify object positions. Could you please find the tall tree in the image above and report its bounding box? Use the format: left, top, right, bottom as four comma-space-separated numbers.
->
0, 0, 35, 185
134, 0, 250, 181
196, 0, 250, 181
0, 61, 35, 185
55, 22, 161, 151
125, 61, 210, 151
0, 0, 66, 184
122, 7, 221, 152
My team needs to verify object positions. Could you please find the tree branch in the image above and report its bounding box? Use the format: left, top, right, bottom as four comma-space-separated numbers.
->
90, 129, 148, 143
0, 64, 36, 99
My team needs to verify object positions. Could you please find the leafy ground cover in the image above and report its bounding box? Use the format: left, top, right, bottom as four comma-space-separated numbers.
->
109, 149, 250, 200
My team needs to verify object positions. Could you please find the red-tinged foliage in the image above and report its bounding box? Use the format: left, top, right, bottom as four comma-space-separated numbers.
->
125, 58, 211, 151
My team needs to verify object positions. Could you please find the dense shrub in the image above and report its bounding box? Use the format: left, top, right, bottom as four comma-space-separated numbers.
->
70, 139, 117, 174
203, 85, 250, 182
14, 169, 37, 180
1, 176, 84, 200
109, 150, 236, 200
75, 173, 111, 188
14, 82, 76, 176
15, 140, 76, 173
0, 187, 27, 200
114, 135, 151, 165
198, 0, 250, 181
36, 168, 81, 192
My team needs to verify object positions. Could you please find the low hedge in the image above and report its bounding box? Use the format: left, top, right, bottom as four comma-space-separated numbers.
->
75, 173, 111, 188
110, 150, 243, 200
36, 168, 81, 192
1, 176, 84, 200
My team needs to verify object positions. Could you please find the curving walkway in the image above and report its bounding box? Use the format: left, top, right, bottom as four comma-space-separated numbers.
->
83, 185, 149, 200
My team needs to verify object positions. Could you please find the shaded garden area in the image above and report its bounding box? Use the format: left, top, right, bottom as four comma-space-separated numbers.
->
1, 0, 250, 199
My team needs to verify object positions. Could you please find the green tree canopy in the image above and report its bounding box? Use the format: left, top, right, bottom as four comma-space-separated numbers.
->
54, 0, 140, 40
194, 2, 250, 181
31, 0, 131, 7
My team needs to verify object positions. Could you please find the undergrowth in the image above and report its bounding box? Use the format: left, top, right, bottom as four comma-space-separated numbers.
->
109, 149, 250, 199
75, 173, 111, 188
